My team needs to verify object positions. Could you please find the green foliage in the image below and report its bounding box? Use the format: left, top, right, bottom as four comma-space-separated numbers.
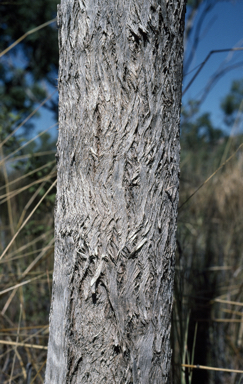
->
181, 103, 223, 148
0, 0, 58, 133
0, 0, 58, 79
221, 79, 243, 127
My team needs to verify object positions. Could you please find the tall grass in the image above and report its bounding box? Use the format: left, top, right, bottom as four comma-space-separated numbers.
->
0, 114, 56, 383
172, 132, 243, 384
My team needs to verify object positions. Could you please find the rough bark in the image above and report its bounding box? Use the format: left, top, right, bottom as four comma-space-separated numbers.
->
45, 1, 186, 383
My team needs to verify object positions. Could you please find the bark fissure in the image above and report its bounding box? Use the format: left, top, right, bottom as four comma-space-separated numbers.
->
45, 1, 186, 383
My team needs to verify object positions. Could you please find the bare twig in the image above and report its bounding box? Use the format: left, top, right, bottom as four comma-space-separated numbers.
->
0, 92, 57, 150
179, 142, 243, 210
0, 179, 57, 261
0, 18, 57, 59
182, 364, 243, 374
183, 48, 243, 95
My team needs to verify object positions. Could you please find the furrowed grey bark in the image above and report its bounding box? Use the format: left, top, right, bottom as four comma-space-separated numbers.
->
45, 1, 186, 383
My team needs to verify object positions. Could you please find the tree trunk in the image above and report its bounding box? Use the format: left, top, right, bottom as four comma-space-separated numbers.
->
45, 1, 186, 383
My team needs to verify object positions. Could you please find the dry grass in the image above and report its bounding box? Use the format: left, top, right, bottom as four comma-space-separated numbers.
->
0, 94, 56, 383
172, 131, 243, 384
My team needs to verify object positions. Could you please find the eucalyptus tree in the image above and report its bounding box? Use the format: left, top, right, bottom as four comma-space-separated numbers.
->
45, 1, 186, 383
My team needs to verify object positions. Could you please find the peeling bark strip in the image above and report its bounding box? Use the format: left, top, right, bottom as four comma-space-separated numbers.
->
45, 1, 186, 383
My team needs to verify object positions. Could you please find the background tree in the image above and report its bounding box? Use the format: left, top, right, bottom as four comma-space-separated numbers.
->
0, 0, 59, 124
45, 1, 186, 383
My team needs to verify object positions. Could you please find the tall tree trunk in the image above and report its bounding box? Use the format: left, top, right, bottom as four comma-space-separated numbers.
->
45, 1, 186, 383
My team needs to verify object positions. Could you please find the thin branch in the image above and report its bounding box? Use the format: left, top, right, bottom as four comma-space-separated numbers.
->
21, 238, 54, 280
182, 364, 243, 374
0, 171, 56, 203
0, 179, 57, 261
6, 151, 56, 162
183, 48, 243, 95
0, 91, 57, 150
0, 18, 57, 59
179, 142, 243, 210
0, 123, 57, 167
0, 340, 47, 351
0, 273, 48, 296
9, 304, 22, 384
213, 298, 243, 307
0, 160, 55, 192
3, 230, 53, 259
198, 60, 243, 104
184, 2, 214, 73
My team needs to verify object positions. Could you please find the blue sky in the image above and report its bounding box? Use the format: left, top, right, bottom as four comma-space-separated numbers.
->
183, 0, 243, 131
34, 0, 243, 137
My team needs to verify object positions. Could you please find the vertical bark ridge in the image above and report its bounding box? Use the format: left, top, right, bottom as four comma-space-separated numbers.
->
45, 1, 186, 383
